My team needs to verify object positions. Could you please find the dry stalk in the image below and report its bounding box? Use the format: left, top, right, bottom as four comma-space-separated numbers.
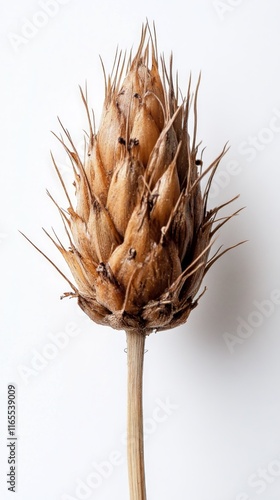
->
126, 330, 146, 499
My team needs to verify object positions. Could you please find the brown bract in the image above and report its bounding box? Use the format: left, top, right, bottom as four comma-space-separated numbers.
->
40, 24, 242, 334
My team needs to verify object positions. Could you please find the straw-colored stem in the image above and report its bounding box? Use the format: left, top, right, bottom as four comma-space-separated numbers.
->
126, 330, 147, 500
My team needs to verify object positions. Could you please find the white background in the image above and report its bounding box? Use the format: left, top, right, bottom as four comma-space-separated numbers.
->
1, 1, 280, 499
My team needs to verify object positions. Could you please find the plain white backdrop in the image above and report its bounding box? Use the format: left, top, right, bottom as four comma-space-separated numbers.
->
1, 1, 280, 499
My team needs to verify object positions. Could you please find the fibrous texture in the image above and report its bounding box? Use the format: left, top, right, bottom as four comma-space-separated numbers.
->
41, 25, 241, 334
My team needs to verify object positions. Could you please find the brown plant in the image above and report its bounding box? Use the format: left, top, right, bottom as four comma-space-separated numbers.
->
23, 23, 243, 500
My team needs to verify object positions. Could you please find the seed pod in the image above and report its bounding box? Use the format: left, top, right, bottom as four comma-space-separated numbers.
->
107, 156, 145, 237
87, 200, 121, 262
130, 103, 160, 166
58, 246, 94, 296
150, 157, 181, 229
97, 99, 126, 177
145, 121, 178, 189
108, 198, 155, 288
170, 192, 194, 262
94, 263, 125, 312
67, 209, 96, 261
85, 139, 109, 206
126, 239, 182, 313
46, 26, 241, 334
116, 62, 145, 124
116, 47, 164, 132
145, 55, 165, 130
71, 163, 91, 223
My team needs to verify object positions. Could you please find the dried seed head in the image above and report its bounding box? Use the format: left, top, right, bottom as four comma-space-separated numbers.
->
40, 23, 243, 335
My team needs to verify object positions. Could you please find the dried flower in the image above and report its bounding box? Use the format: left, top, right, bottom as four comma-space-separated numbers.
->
38, 25, 241, 336
23, 23, 243, 500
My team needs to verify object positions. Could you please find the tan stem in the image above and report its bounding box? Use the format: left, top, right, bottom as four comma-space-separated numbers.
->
126, 330, 147, 500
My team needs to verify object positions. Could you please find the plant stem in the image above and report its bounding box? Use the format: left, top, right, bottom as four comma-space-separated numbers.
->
126, 329, 147, 500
